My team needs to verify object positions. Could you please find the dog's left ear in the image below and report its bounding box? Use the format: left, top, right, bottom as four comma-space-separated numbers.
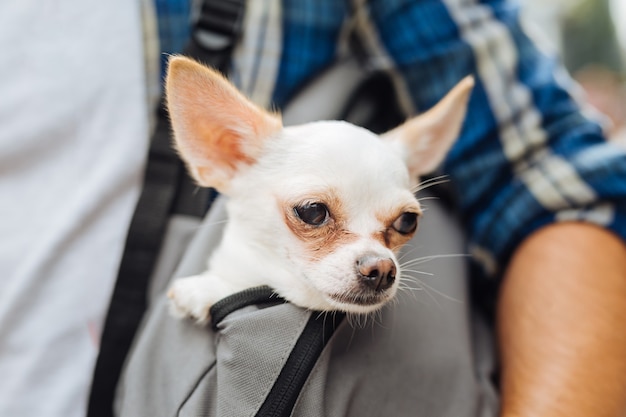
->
382, 76, 474, 177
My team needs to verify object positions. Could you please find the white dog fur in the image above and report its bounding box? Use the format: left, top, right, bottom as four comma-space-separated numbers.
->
165, 56, 473, 324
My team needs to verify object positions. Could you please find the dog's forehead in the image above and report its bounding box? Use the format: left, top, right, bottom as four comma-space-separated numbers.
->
283, 120, 383, 148
265, 121, 415, 206
279, 121, 406, 175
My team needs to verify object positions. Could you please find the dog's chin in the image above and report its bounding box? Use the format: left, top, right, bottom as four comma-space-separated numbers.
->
324, 290, 393, 314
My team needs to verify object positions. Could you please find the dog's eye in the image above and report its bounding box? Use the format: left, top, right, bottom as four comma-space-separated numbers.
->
392, 212, 419, 235
294, 203, 330, 226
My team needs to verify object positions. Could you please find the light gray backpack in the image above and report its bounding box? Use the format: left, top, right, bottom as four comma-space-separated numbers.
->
109, 58, 500, 416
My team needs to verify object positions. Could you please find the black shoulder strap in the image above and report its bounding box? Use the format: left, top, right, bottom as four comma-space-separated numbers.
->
208, 287, 346, 417
87, 2, 244, 416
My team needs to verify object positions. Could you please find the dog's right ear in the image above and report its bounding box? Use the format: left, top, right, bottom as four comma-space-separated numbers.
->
166, 56, 282, 193
382, 76, 474, 178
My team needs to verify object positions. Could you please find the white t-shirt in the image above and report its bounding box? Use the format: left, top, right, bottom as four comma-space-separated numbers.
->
0, 1, 150, 415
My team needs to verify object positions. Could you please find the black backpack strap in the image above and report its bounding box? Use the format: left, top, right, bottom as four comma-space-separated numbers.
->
208, 287, 346, 417
255, 312, 345, 417
86, 100, 183, 417
87, 2, 244, 416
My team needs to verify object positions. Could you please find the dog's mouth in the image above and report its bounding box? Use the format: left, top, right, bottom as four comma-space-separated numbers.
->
327, 290, 389, 307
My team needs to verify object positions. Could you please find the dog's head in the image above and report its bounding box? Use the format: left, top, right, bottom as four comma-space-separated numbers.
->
166, 56, 473, 313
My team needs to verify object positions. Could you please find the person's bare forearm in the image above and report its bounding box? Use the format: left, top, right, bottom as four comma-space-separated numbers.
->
498, 222, 626, 417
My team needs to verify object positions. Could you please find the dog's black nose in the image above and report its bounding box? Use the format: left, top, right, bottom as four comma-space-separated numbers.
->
356, 255, 396, 292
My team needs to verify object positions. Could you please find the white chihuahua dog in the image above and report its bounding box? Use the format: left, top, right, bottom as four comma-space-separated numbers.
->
166, 56, 473, 324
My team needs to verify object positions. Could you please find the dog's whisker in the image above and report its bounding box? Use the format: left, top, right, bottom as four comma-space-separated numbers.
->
397, 244, 423, 262
413, 179, 451, 194
401, 273, 462, 303
416, 280, 441, 306
399, 275, 441, 306
400, 253, 469, 268
391, 293, 405, 307
412, 175, 450, 193
398, 277, 426, 289
370, 310, 384, 332
321, 311, 332, 342
377, 309, 384, 326
414, 174, 449, 187
348, 312, 364, 328
397, 285, 424, 299
391, 243, 406, 252
400, 268, 434, 276
344, 320, 357, 350
397, 282, 423, 293
416, 195, 440, 202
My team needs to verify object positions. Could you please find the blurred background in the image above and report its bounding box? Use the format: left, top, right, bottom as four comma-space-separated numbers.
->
521, 0, 626, 143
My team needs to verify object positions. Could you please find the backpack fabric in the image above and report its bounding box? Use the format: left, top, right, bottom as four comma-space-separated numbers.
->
115, 195, 499, 416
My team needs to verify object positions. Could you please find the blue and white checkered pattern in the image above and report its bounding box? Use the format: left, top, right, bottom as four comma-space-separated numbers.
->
154, 0, 626, 279
154, 0, 192, 79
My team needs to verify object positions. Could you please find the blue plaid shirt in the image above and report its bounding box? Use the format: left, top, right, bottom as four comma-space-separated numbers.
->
155, 0, 626, 281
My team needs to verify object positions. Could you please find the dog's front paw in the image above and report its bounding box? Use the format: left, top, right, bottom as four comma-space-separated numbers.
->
167, 276, 214, 325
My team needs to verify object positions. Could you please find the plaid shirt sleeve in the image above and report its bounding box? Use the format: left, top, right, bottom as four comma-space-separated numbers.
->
369, 0, 626, 277
153, 0, 192, 79
273, 0, 626, 279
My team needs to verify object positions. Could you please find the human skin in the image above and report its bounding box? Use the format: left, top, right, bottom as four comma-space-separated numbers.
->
498, 222, 626, 416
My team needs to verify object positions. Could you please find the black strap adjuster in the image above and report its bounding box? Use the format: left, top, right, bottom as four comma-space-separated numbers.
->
193, 0, 245, 51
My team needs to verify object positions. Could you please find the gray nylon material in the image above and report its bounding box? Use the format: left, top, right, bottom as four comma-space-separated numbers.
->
148, 214, 206, 304
116, 196, 499, 416
214, 304, 311, 417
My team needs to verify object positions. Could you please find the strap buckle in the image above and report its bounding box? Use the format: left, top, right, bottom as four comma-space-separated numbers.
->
192, 0, 245, 51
